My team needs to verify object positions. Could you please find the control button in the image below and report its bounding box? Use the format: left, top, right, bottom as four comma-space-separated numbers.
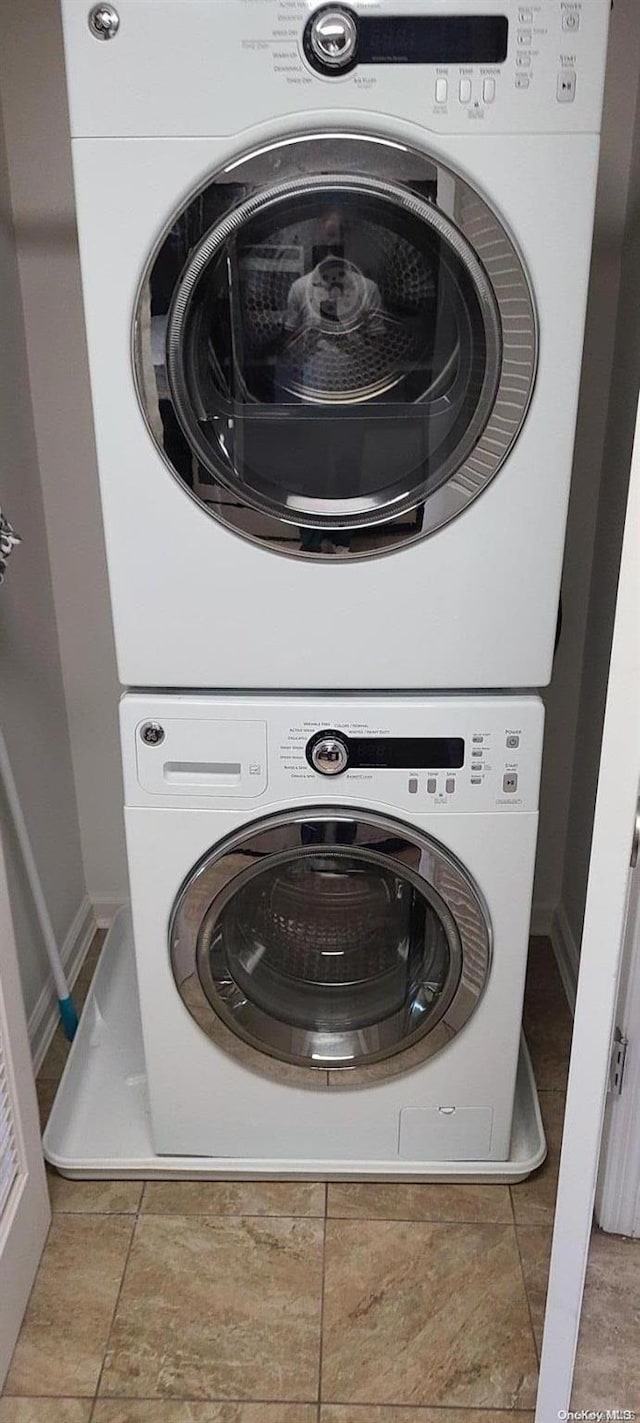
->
516, 52, 531, 67
459, 77, 472, 103
445, 777, 456, 795
518, 7, 533, 19
557, 68, 576, 102
517, 28, 532, 44
515, 73, 530, 89
483, 77, 496, 104
506, 734, 520, 749
472, 734, 484, 744
307, 731, 349, 776
562, 10, 580, 31
503, 772, 519, 794
471, 776, 482, 785
427, 776, 437, 795
408, 776, 418, 794
472, 762, 483, 772
435, 77, 448, 104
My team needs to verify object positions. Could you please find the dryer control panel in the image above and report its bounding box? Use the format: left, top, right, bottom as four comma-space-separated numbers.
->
62, 0, 610, 138
122, 694, 545, 814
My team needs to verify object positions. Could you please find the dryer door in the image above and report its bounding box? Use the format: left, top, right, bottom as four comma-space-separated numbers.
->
170, 809, 491, 1072
135, 133, 536, 559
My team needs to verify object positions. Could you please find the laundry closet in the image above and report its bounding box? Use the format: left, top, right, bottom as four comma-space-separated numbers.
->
0, 0, 638, 1416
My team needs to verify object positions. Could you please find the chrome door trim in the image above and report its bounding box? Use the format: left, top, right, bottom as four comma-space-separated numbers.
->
169, 807, 492, 1073
133, 131, 537, 561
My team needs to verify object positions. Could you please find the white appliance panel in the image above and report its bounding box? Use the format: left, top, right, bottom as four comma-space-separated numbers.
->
121, 694, 543, 1164
70, 128, 599, 687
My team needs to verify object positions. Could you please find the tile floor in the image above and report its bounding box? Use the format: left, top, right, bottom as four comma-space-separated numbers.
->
572, 1229, 640, 1411
1, 934, 574, 1421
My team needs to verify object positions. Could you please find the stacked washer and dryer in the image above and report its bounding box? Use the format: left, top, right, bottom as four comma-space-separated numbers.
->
55, 0, 610, 1175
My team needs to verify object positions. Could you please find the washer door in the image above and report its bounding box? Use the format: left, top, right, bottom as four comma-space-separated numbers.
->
170, 809, 492, 1072
135, 133, 536, 559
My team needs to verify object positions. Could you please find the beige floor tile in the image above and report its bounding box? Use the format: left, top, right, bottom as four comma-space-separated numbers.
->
47, 1171, 143, 1214
524, 937, 561, 999
37, 1023, 71, 1083
523, 938, 573, 1091
4, 1215, 133, 1398
572, 1230, 640, 1411
321, 1410, 535, 1422
523, 1005, 572, 1092
100, 1214, 324, 1400
327, 1182, 512, 1223
72, 930, 107, 1008
35, 1080, 57, 1132
321, 1219, 538, 1409
0, 1405, 92, 1422
92, 1406, 317, 1421
516, 1226, 553, 1351
510, 1091, 565, 1226
140, 1180, 325, 1217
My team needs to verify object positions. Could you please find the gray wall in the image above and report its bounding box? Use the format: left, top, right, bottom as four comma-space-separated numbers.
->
533, 0, 640, 928
561, 74, 640, 949
0, 0, 127, 915
0, 100, 87, 1021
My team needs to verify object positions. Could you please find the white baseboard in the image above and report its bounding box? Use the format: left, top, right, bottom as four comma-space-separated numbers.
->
93, 898, 126, 928
530, 901, 555, 936
551, 902, 580, 1015
28, 895, 97, 1073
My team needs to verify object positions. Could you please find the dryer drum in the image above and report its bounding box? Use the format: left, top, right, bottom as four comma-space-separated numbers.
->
170, 809, 492, 1072
134, 133, 537, 559
166, 176, 499, 522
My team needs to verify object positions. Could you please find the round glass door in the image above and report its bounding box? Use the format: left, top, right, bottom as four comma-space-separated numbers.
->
135, 134, 537, 559
170, 810, 492, 1072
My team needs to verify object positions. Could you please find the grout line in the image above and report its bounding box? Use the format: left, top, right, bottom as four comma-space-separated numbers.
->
513, 1217, 543, 1370
314, 1212, 514, 1225
317, 1192, 329, 1410
0, 1392, 536, 1411
318, 1181, 329, 1420
92, 1188, 142, 1403
311, 1402, 537, 1414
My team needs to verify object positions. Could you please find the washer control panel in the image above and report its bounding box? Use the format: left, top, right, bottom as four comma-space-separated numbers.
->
295, 717, 534, 808
122, 695, 544, 813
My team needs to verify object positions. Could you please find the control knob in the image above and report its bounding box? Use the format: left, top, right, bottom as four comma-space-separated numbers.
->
307, 731, 350, 776
308, 7, 358, 70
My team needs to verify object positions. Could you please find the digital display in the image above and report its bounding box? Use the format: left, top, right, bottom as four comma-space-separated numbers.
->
348, 737, 464, 769
358, 16, 509, 66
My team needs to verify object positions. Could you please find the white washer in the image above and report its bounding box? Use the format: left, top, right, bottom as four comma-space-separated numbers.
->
61, 0, 609, 691
121, 693, 544, 1168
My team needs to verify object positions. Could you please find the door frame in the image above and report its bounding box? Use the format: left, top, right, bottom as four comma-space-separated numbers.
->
535, 387, 640, 1414
0, 820, 51, 1386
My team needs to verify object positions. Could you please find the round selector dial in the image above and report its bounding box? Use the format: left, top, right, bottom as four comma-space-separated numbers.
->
306, 6, 358, 73
306, 730, 350, 776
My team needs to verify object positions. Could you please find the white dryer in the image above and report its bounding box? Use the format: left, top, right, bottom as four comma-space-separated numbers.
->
121, 693, 543, 1168
61, 0, 609, 690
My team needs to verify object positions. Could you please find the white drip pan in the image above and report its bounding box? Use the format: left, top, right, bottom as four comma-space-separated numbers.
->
44, 909, 547, 1183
